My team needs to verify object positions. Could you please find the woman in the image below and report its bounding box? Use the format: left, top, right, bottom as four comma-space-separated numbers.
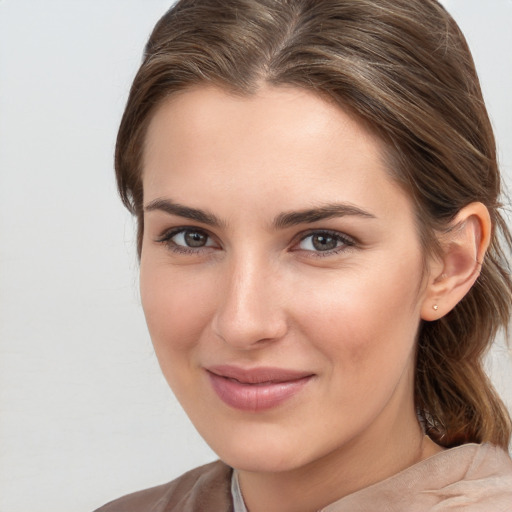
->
96, 0, 512, 510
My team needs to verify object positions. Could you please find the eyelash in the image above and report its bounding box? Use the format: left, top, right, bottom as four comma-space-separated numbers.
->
156, 227, 218, 255
155, 227, 357, 257
294, 229, 356, 257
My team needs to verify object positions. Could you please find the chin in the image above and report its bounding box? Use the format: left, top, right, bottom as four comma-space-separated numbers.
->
220, 444, 303, 473
202, 426, 309, 473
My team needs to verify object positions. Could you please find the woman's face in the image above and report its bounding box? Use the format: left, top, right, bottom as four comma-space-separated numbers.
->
140, 85, 432, 473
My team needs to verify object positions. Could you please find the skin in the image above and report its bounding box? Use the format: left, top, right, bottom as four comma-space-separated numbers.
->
139, 85, 487, 512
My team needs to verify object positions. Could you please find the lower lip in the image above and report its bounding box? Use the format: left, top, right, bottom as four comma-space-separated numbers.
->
207, 372, 312, 412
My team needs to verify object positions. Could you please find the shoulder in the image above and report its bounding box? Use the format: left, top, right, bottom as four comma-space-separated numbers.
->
431, 443, 512, 511
464, 442, 512, 475
94, 460, 233, 512
322, 444, 512, 512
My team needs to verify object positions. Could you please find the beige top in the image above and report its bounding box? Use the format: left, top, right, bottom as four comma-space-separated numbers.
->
319, 443, 512, 512
231, 443, 512, 512
96, 443, 512, 512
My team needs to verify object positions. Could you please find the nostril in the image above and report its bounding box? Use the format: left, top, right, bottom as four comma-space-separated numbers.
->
211, 304, 288, 349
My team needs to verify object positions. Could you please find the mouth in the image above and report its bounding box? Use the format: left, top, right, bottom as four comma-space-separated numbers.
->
205, 365, 314, 412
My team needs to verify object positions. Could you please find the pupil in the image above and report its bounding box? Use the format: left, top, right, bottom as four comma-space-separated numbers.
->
312, 234, 337, 251
185, 231, 207, 247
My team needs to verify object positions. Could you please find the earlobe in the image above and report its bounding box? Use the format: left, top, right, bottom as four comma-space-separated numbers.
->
421, 202, 491, 321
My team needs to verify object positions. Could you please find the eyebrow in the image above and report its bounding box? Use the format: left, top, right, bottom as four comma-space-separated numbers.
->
144, 198, 224, 228
273, 204, 376, 229
144, 198, 375, 229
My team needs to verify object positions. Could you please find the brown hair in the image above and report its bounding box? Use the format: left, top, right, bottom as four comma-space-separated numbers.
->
115, 0, 512, 449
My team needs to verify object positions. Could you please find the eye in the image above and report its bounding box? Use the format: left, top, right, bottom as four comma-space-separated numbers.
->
296, 230, 355, 255
156, 227, 218, 253
174, 230, 211, 248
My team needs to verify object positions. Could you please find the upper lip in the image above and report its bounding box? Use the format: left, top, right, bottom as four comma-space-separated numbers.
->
206, 365, 314, 384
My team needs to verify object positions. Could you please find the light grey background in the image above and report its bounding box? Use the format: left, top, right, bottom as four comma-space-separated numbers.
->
0, 1, 510, 511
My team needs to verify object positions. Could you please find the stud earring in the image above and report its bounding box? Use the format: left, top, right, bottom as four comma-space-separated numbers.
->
433, 304, 439, 311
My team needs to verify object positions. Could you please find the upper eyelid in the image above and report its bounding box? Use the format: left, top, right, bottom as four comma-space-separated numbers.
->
295, 228, 356, 243
155, 226, 356, 253
156, 225, 214, 241
155, 227, 220, 255
156, 226, 352, 238
292, 231, 358, 261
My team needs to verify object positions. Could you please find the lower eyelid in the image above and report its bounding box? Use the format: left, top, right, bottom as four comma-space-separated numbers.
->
155, 227, 219, 253
156, 228, 204, 242
298, 231, 354, 248
155, 228, 355, 256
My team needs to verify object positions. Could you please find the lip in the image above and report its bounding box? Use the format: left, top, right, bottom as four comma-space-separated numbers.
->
206, 365, 314, 412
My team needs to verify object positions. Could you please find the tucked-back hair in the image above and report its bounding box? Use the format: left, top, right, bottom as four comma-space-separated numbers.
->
116, 0, 512, 449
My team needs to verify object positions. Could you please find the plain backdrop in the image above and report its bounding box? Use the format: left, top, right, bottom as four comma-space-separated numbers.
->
0, 1, 511, 511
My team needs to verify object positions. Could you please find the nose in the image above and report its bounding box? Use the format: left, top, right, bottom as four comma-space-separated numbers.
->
211, 255, 288, 350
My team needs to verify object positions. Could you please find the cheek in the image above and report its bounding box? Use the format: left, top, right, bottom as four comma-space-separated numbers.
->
293, 260, 423, 375
139, 261, 216, 355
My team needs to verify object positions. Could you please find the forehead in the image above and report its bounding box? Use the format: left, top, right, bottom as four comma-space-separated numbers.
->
142, 85, 412, 221
144, 84, 382, 166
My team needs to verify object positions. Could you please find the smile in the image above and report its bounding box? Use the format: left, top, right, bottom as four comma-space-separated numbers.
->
206, 365, 314, 412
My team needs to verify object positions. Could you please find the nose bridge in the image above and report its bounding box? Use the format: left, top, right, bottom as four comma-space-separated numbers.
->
212, 250, 286, 348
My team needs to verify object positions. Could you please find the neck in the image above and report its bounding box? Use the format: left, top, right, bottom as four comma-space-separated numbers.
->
237, 398, 443, 512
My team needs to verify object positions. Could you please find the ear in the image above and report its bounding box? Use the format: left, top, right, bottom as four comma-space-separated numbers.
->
421, 202, 491, 321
